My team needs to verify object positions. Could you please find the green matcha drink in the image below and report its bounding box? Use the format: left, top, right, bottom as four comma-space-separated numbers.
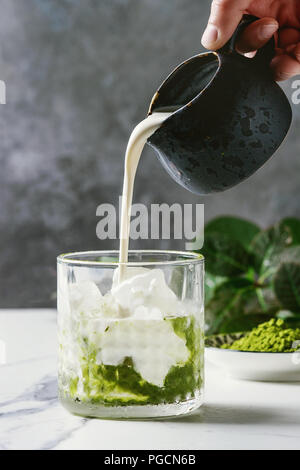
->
57, 251, 204, 419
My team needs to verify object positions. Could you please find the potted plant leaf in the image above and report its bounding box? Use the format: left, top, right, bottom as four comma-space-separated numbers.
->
198, 216, 300, 335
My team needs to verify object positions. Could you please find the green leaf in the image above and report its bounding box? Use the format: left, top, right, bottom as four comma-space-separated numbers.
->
202, 232, 251, 277
206, 279, 256, 334
276, 310, 297, 320
284, 316, 300, 329
205, 216, 260, 249
202, 216, 300, 335
206, 278, 279, 334
255, 285, 281, 312
277, 246, 300, 264
205, 272, 227, 303
219, 313, 274, 334
274, 262, 300, 312
280, 218, 300, 245
250, 224, 293, 280
276, 310, 300, 328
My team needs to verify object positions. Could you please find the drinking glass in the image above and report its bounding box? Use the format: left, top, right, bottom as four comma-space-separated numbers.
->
57, 250, 204, 419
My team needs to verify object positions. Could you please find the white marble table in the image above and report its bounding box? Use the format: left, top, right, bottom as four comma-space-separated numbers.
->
0, 310, 300, 450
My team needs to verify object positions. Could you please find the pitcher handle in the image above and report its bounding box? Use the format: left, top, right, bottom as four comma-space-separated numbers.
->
219, 14, 276, 64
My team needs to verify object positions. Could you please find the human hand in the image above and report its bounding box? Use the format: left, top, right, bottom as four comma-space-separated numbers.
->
201, 0, 300, 81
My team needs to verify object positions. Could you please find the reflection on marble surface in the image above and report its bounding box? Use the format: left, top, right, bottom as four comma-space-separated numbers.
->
0, 310, 300, 450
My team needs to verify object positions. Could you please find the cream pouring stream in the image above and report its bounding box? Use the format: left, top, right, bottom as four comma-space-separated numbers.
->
118, 112, 173, 282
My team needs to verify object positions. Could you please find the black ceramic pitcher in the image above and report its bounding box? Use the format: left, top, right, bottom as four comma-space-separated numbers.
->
147, 15, 292, 195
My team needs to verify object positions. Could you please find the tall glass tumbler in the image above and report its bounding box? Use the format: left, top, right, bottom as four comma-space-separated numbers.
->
57, 250, 204, 419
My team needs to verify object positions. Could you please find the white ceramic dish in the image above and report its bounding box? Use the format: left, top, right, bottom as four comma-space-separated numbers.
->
205, 347, 300, 382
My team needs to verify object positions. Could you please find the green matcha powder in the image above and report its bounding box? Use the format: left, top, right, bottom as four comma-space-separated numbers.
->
222, 319, 300, 353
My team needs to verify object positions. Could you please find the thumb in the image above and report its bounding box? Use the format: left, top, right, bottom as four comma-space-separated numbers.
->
202, 0, 252, 50
235, 18, 279, 54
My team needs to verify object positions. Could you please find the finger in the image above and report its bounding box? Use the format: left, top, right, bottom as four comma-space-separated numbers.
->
286, 43, 297, 54
275, 47, 284, 56
291, 43, 300, 62
201, 0, 252, 50
271, 54, 300, 81
279, 28, 300, 48
236, 18, 278, 53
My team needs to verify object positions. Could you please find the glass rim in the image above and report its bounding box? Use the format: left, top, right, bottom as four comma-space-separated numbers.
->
57, 250, 204, 267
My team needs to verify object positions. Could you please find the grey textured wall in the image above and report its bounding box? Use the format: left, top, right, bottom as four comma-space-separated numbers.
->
0, 0, 299, 307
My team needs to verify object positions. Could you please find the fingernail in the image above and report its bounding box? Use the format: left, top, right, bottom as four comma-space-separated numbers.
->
202, 24, 218, 48
258, 23, 278, 41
